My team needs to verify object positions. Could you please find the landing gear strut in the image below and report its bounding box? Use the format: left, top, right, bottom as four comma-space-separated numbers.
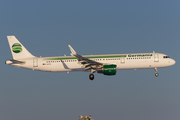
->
154, 68, 159, 77
89, 74, 94, 80
89, 69, 95, 80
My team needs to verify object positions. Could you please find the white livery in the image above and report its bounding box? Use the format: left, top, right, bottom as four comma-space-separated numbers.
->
5, 36, 176, 80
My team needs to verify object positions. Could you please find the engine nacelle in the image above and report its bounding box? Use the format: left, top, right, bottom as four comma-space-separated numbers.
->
97, 64, 117, 75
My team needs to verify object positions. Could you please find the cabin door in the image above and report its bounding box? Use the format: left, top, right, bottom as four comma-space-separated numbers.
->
154, 54, 159, 62
120, 58, 125, 64
33, 59, 38, 67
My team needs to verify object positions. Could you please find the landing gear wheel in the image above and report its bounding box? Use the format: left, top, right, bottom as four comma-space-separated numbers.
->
89, 74, 94, 80
154, 68, 159, 77
155, 73, 159, 77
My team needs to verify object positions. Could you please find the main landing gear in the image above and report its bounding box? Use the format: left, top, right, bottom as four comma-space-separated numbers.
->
89, 74, 94, 80
154, 68, 159, 77
89, 69, 95, 80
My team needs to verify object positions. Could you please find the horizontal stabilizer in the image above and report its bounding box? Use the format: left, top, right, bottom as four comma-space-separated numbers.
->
5, 59, 25, 65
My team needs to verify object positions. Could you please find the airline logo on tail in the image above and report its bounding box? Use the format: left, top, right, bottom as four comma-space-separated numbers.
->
12, 43, 22, 53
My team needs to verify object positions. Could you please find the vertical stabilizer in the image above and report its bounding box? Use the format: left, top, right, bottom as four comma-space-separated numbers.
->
7, 36, 35, 59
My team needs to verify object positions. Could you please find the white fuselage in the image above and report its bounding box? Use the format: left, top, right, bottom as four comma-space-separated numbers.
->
6, 53, 176, 72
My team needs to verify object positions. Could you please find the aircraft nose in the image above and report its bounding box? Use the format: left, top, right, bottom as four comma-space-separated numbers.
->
170, 59, 176, 65
172, 60, 176, 65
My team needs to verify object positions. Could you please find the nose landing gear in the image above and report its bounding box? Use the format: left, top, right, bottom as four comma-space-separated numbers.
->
154, 68, 159, 77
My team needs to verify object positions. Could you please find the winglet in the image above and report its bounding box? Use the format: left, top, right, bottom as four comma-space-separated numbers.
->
68, 45, 77, 56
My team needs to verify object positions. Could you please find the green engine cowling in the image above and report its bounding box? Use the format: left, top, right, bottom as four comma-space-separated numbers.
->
97, 64, 117, 75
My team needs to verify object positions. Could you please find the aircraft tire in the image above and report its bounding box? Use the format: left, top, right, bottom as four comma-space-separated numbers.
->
89, 74, 94, 80
155, 73, 159, 77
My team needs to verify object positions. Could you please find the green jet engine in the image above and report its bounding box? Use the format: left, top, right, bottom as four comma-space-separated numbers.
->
97, 64, 117, 75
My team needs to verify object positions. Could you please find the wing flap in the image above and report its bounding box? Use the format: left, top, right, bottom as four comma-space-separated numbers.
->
68, 45, 103, 72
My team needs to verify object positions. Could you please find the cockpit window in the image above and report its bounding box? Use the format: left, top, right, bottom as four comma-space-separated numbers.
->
163, 56, 170, 58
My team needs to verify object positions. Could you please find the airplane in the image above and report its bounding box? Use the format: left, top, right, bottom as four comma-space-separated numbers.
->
5, 36, 176, 80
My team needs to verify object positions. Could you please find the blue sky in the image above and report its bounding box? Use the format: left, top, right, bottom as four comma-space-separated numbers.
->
0, 0, 180, 120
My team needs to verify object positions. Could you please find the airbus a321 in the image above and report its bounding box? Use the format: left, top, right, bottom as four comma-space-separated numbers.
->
5, 36, 176, 80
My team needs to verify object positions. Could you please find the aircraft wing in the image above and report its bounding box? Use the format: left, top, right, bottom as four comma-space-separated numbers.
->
68, 45, 103, 71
